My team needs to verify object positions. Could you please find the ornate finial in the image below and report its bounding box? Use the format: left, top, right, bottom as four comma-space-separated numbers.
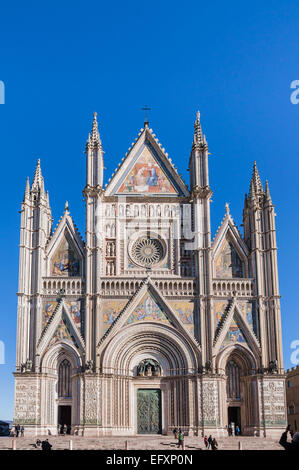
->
64, 201, 69, 212
225, 202, 230, 215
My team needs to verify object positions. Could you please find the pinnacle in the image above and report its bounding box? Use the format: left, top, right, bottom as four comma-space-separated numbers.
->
265, 179, 272, 201
88, 111, 102, 147
192, 110, 208, 151
24, 177, 30, 199
193, 110, 204, 147
31, 158, 44, 191
249, 161, 263, 197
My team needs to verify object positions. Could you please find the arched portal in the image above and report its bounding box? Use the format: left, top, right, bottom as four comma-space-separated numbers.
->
98, 322, 200, 436
216, 344, 260, 436
40, 343, 82, 435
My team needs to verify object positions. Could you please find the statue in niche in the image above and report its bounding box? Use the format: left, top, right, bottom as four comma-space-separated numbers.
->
137, 358, 161, 377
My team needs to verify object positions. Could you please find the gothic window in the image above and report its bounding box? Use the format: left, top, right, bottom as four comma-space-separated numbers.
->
215, 239, 244, 279
226, 360, 241, 400
58, 359, 72, 398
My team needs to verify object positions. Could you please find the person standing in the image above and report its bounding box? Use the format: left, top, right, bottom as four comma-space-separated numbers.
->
208, 435, 213, 449
20, 426, 24, 437
173, 427, 178, 440
177, 430, 184, 449
204, 435, 209, 449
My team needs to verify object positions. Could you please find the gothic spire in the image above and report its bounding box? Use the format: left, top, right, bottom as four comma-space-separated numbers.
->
87, 112, 102, 148
249, 161, 263, 196
192, 110, 204, 149
31, 158, 44, 192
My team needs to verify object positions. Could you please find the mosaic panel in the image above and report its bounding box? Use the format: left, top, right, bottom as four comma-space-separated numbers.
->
215, 238, 243, 278
51, 234, 80, 276
127, 292, 172, 325
102, 299, 127, 333
169, 300, 194, 335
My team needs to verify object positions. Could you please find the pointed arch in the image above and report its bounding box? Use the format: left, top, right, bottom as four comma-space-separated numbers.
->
212, 211, 249, 278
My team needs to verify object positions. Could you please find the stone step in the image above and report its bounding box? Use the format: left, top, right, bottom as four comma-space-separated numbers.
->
0, 435, 282, 451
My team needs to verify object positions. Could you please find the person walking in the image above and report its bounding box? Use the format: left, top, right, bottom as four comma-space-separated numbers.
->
207, 435, 213, 449
204, 435, 209, 449
15, 424, 20, 437
177, 430, 184, 449
235, 425, 240, 436
20, 426, 24, 437
211, 438, 218, 450
173, 427, 178, 440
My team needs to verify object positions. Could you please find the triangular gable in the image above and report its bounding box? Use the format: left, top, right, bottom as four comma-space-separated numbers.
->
105, 126, 190, 197
116, 145, 177, 195
98, 278, 200, 353
212, 208, 249, 278
213, 298, 260, 357
46, 208, 85, 277
37, 299, 85, 355
127, 291, 173, 325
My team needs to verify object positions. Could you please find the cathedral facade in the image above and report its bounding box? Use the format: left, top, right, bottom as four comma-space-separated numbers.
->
14, 112, 287, 437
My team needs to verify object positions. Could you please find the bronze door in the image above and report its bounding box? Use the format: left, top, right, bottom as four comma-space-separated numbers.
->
137, 389, 161, 434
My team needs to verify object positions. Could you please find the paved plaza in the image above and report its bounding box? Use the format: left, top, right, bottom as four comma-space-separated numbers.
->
0, 435, 282, 451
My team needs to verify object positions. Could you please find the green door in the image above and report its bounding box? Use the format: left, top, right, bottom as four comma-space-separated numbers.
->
137, 389, 161, 434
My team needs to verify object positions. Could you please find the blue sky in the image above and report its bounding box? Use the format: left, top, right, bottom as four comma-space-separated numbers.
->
0, 0, 298, 420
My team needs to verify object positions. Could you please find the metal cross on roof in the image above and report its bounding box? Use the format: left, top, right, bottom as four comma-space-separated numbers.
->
141, 105, 151, 126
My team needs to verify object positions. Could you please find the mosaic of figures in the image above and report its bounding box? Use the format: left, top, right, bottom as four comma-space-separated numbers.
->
51, 235, 80, 277
220, 314, 247, 350
43, 300, 81, 328
117, 146, 177, 194
127, 292, 172, 325
214, 300, 257, 340
215, 238, 243, 278
49, 319, 72, 346
102, 299, 128, 333
169, 301, 194, 335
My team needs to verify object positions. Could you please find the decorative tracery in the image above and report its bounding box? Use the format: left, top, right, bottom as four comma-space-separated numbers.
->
131, 237, 164, 268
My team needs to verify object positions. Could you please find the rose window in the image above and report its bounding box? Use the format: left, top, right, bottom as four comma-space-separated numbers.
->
131, 237, 164, 267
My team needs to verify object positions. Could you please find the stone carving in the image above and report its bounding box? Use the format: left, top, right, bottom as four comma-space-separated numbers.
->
260, 379, 286, 426
14, 378, 41, 425
201, 381, 219, 426
84, 378, 101, 425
